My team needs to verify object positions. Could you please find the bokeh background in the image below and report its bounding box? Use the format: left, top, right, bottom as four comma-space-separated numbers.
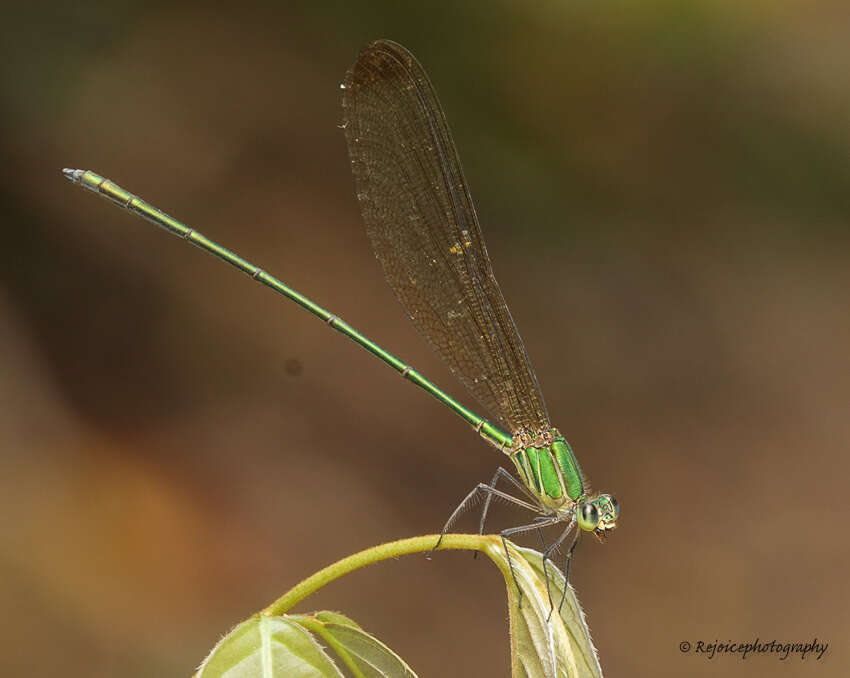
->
1, 2, 848, 677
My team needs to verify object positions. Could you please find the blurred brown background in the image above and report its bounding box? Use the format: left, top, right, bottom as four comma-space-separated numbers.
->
1, 2, 848, 677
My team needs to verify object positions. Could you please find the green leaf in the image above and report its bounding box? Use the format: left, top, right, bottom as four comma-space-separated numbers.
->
196, 615, 344, 678
485, 541, 603, 678
196, 611, 418, 678
292, 611, 419, 678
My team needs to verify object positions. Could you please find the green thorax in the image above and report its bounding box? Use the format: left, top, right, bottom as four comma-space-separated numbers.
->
510, 428, 585, 508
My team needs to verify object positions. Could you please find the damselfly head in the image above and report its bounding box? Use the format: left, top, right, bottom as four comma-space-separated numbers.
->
577, 493, 618, 541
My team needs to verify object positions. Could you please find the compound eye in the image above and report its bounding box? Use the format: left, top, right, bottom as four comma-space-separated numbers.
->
609, 496, 619, 520
577, 502, 600, 531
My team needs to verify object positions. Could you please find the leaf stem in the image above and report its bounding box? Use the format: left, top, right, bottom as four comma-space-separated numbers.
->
263, 533, 495, 616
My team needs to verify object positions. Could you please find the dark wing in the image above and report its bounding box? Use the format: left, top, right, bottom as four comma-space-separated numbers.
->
341, 40, 549, 435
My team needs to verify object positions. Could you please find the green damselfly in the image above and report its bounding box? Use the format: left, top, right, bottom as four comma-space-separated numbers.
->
63, 40, 618, 609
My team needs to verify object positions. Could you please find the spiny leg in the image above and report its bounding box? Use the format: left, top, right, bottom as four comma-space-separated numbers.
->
541, 516, 576, 573
531, 514, 566, 564
540, 517, 577, 620
427, 482, 540, 559
555, 531, 581, 616
478, 467, 539, 536
501, 516, 552, 570
500, 516, 563, 608
534, 515, 552, 551
503, 517, 553, 571
474, 468, 540, 560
